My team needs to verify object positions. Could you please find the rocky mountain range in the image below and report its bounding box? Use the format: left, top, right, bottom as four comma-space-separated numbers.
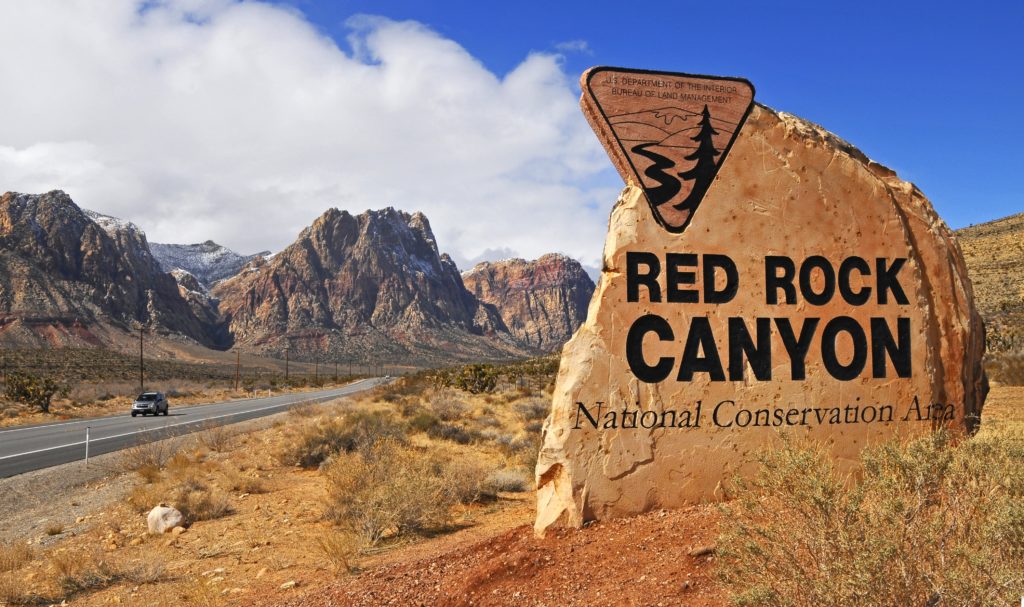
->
151, 240, 269, 288
212, 207, 527, 364
462, 254, 594, 352
0, 191, 216, 348
0, 190, 594, 364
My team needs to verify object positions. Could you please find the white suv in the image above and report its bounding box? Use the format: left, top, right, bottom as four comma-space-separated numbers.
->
131, 392, 168, 417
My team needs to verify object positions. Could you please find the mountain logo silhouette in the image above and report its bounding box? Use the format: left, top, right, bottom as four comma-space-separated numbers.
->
581, 67, 755, 234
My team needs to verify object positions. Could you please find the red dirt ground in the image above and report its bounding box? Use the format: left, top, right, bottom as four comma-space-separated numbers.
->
259, 504, 725, 607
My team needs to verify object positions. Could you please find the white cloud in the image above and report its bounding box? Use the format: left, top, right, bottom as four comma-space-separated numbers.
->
0, 0, 618, 269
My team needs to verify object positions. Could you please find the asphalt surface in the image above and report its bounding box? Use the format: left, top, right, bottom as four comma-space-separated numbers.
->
0, 378, 387, 478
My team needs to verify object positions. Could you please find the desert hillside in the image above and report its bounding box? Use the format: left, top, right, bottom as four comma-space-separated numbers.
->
958, 212, 1024, 352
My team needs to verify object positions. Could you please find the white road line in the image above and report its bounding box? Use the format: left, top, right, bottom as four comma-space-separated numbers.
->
0, 383, 364, 435
0, 381, 371, 462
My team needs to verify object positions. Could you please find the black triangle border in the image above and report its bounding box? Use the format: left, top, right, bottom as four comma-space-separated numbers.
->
584, 66, 756, 234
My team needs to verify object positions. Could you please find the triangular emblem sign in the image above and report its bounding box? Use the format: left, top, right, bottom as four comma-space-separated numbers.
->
581, 67, 755, 233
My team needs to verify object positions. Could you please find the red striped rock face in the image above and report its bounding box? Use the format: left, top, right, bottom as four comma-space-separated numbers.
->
535, 102, 987, 534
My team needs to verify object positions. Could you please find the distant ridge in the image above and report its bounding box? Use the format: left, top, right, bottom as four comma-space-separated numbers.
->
957, 212, 1024, 351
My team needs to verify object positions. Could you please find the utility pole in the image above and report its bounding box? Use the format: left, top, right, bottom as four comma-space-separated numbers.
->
334, 361, 338, 383
139, 327, 144, 392
234, 350, 240, 391
285, 348, 289, 381
315, 355, 319, 383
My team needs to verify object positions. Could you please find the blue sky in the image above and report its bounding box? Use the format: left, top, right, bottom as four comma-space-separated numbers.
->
287, 0, 1024, 230
1, 1, 1020, 270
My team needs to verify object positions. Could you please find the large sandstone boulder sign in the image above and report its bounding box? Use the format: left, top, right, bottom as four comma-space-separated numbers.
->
535, 93, 987, 533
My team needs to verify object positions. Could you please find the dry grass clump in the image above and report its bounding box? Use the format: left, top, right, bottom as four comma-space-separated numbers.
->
986, 351, 1024, 385
717, 432, 1024, 607
46, 550, 167, 597
482, 467, 532, 493
427, 390, 468, 421
323, 439, 463, 546
514, 398, 549, 422
221, 466, 268, 494
277, 411, 406, 468
172, 477, 232, 522
43, 523, 64, 536
120, 434, 174, 472
0, 572, 39, 606
0, 543, 32, 574
197, 423, 235, 452
317, 530, 360, 574
125, 451, 232, 522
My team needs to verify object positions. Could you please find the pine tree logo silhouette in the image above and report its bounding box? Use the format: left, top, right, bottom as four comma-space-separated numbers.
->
581, 67, 755, 233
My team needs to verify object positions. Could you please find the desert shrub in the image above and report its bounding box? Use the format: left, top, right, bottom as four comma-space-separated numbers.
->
128, 482, 166, 513
49, 551, 117, 595
44, 523, 64, 536
317, 530, 360, 574
120, 434, 174, 472
515, 398, 549, 422
46, 550, 166, 598
442, 458, 492, 504
482, 467, 532, 493
323, 439, 457, 546
717, 432, 1024, 607
0, 542, 32, 573
427, 422, 474, 445
4, 372, 68, 413
986, 351, 1024, 385
0, 571, 36, 605
496, 433, 541, 470
197, 423, 235, 452
474, 415, 501, 428
407, 410, 441, 433
428, 391, 467, 421
172, 477, 232, 522
278, 411, 407, 468
451, 364, 498, 394
221, 467, 268, 494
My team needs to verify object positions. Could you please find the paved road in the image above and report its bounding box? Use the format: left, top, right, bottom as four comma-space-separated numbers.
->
0, 378, 387, 478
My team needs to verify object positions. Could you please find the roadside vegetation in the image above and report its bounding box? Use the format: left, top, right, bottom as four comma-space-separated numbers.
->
718, 420, 1024, 606
0, 347, 371, 427
0, 358, 553, 605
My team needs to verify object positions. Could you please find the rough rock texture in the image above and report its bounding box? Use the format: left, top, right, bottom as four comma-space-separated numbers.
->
535, 105, 987, 533
462, 254, 595, 353
151, 240, 269, 288
170, 268, 231, 348
957, 214, 1024, 352
213, 207, 528, 364
146, 505, 184, 534
0, 191, 213, 348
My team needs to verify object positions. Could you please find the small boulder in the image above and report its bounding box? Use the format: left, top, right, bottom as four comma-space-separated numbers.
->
147, 505, 184, 534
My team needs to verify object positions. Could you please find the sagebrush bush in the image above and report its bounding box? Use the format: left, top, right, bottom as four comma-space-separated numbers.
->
278, 411, 406, 468
482, 468, 532, 493
717, 432, 1024, 607
428, 390, 468, 421
323, 439, 457, 546
443, 457, 492, 504
427, 422, 475, 445
514, 398, 549, 422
